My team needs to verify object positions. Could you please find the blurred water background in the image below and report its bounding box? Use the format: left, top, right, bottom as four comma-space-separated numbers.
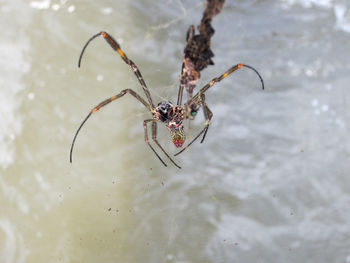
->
1, 0, 350, 262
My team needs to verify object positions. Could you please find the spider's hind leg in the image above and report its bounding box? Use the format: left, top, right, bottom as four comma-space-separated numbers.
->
200, 94, 213, 144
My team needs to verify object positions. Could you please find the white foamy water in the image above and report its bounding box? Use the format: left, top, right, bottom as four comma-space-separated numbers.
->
281, 0, 350, 33
0, 37, 29, 169
0, 219, 27, 263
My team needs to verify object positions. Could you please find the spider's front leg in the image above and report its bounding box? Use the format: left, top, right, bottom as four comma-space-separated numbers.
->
175, 63, 264, 156
78, 31, 155, 108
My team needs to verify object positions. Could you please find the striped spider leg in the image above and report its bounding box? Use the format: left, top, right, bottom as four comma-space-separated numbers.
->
175, 63, 265, 156
70, 31, 182, 168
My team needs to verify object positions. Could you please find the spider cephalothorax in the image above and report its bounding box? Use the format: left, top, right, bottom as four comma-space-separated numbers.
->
154, 102, 185, 147
70, 31, 264, 168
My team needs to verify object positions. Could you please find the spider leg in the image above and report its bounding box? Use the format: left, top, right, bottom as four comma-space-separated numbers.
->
143, 120, 168, 168
177, 25, 195, 105
177, 62, 185, 106
175, 64, 264, 156
151, 122, 181, 169
70, 89, 151, 163
174, 94, 212, 156
78, 31, 155, 108
200, 94, 213, 143
189, 63, 264, 105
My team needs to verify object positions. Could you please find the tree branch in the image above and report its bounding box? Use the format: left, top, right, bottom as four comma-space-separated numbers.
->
180, 0, 225, 100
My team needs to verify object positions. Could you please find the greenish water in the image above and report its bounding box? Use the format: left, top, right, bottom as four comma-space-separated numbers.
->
1, 0, 350, 262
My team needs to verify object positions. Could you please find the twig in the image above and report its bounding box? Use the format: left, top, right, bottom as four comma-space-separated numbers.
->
180, 0, 225, 100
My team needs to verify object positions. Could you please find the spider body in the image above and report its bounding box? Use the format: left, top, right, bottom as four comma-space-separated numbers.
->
70, 31, 264, 168
153, 102, 185, 148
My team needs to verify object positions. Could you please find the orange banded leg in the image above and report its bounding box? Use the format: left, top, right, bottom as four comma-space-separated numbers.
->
176, 64, 264, 156
78, 31, 155, 108
190, 63, 264, 105
70, 89, 151, 163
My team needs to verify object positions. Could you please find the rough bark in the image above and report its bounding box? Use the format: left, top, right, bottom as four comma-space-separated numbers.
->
180, 0, 225, 100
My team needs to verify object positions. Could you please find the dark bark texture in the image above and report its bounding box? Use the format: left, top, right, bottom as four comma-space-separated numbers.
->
180, 0, 225, 99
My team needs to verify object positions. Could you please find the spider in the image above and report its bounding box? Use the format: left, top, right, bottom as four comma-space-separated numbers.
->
70, 31, 264, 168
